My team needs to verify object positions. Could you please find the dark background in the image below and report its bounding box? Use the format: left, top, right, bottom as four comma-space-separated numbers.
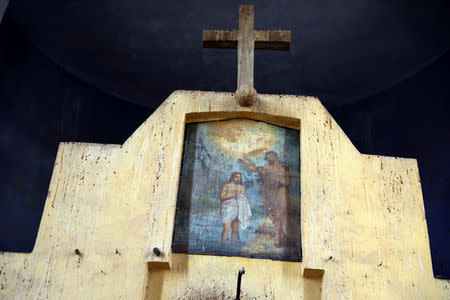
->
0, 0, 449, 278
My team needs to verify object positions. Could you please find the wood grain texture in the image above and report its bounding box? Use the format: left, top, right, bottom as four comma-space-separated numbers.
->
202, 30, 238, 49
237, 5, 255, 89
0, 90, 449, 299
202, 5, 291, 89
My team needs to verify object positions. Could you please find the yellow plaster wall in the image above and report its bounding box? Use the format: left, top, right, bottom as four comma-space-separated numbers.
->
0, 90, 449, 299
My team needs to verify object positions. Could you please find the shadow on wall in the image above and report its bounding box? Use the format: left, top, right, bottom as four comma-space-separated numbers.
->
304, 278, 322, 300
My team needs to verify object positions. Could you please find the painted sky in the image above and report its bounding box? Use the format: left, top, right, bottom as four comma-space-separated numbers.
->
179, 119, 300, 206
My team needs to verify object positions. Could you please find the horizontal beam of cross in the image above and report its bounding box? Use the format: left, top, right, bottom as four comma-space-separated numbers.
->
202, 30, 291, 50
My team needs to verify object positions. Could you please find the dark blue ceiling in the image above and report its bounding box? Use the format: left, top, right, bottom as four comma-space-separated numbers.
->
0, 0, 8, 23
5, 0, 450, 110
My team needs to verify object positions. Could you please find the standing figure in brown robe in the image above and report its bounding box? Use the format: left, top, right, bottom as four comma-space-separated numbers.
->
238, 151, 292, 247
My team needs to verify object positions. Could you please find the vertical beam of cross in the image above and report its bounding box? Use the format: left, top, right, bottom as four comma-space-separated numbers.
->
202, 5, 291, 106
237, 6, 255, 89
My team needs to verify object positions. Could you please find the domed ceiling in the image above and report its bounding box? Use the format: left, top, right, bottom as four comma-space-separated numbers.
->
5, 0, 450, 109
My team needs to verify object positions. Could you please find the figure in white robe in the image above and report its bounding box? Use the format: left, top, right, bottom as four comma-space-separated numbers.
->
220, 172, 252, 244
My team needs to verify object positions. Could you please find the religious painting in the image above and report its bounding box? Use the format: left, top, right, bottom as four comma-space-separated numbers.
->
172, 119, 301, 261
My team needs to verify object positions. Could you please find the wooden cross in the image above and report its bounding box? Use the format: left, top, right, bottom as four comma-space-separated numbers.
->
202, 5, 291, 106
